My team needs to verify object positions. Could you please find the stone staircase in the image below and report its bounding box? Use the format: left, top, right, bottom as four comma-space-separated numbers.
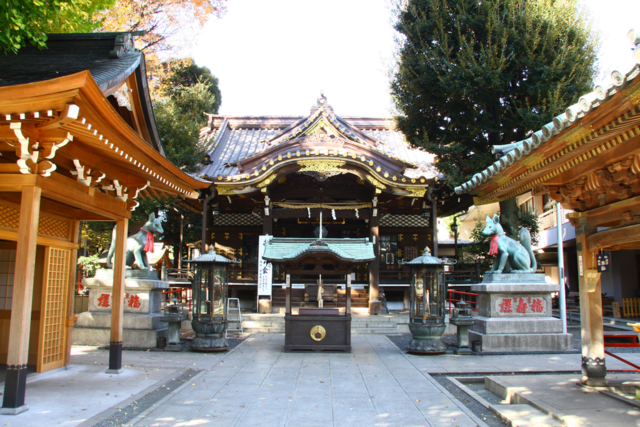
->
236, 312, 410, 335
271, 286, 370, 309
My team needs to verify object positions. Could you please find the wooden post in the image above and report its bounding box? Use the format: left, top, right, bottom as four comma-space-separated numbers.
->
369, 212, 380, 314
108, 218, 128, 374
263, 196, 272, 236
285, 273, 291, 315
346, 273, 351, 315
575, 217, 606, 385
65, 220, 80, 368
2, 186, 41, 414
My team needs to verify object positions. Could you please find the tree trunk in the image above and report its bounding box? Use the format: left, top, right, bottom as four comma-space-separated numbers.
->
499, 198, 519, 239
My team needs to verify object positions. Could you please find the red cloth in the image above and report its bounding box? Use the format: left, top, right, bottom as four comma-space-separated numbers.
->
489, 233, 505, 255
142, 229, 154, 253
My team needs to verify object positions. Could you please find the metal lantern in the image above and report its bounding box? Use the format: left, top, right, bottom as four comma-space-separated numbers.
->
404, 246, 454, 354
185, 246, 238, 351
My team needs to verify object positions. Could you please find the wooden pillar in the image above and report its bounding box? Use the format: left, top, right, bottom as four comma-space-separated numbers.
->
346, 273, 351, 315
575, 217, 606, 385
263, 196, 272, 236
2, 186, 41, 414
369, 213, 380, 314
108, 218, 128, 374
65, 220, 80, 367
285, 273, 291, 315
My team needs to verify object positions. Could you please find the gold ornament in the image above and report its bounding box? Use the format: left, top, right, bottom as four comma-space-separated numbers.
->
310, 325, 326, 342
297, 159, 346, 173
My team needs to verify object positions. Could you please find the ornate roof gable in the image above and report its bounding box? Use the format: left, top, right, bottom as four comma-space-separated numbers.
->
263, 93, 382, 149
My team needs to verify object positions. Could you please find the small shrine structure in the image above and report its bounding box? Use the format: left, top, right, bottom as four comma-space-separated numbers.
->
0, 33, 208, 414
455, 31, 640, 383
262, 233, 375, 352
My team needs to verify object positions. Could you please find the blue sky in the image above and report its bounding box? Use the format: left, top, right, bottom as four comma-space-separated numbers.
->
189, 0, 640, 117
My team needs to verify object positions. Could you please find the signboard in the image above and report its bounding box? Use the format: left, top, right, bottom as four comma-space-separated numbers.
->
597, 253, 610, 272
495, 296, 547, 316
258, 235, 273, 296
584, 269, 600, 293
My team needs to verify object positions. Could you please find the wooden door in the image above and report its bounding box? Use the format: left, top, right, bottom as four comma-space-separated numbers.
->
37, 247, 71, 372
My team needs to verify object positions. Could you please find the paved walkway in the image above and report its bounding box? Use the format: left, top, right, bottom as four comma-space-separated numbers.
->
2, 333, 640, 426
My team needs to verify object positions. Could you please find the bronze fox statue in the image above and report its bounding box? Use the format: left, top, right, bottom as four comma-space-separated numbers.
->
106, 212, 164, 270
482, 214, 536, 274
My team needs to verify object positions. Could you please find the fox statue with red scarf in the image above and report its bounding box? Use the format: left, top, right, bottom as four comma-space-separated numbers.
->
482, 214, 536, 274
106, 212, 164, 270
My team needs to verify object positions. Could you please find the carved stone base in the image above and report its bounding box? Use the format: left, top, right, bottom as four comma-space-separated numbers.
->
407, 337, 446, 354
191, 319, 228, 352
191, 336, 228, 352
407, 323, 446, 355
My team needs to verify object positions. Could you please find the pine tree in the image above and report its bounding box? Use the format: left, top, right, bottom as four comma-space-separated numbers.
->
391, 0, 597, 236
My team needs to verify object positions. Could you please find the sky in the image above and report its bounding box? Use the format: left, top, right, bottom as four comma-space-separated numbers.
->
190, 0, 640, 118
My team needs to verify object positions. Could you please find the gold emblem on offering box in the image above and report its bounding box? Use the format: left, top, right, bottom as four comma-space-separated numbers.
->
310, 325, 326, 342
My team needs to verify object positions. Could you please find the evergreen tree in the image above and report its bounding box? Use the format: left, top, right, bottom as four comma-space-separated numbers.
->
391, 0, 597, 236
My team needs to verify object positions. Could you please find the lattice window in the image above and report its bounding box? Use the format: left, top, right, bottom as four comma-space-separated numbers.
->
0, 205, 20, 230
41, 248, 70, 367
38, 216, 71, 240
0, 249, 15, 310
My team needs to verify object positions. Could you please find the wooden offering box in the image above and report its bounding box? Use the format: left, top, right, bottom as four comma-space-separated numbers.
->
285, 308, 351, 352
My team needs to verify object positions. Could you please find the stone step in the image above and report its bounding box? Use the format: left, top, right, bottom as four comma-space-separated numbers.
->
352, 328, 400, 335
490, 404, 564, 427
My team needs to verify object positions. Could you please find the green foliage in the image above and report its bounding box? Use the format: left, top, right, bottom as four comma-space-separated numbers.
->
80, 221, 114, 256
391, 0, 597, 187
0, 0, 115, 53
154, 58, 220, 173
77, 254, 102, 277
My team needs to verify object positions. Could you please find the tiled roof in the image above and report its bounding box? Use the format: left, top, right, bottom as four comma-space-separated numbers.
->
197, 98, 440, 182
262, 238, 375, 263
455, 30, 640, 197
0, 33, 142, 93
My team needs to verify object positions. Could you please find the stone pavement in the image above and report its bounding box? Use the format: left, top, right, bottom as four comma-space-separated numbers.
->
1, 333, 639, 426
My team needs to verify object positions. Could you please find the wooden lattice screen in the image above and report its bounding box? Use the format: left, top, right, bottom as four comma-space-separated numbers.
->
37, 247, 71, 373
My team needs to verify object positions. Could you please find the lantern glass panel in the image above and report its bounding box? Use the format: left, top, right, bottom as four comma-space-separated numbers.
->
212, 265, 227, 316
410, 266, 445, 323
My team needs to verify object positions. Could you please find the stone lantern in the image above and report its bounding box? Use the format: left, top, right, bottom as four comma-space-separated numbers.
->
185, 246, 238, 351
404, 246, 454, 354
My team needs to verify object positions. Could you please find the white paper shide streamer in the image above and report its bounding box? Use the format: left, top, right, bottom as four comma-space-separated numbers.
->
355, 208, 359, 219
307, 207, 311, 218
332, 209, 336, 220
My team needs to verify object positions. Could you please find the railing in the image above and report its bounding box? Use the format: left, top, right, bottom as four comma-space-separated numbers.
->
379, 270, 410, 284
447, 290, 479, 315
166, 268, 194, 284
162, 287, 192, 311
537, 205, 574, 231
228, 267, 259, 283
169, 266, 482, 287
446, 269, 481, 284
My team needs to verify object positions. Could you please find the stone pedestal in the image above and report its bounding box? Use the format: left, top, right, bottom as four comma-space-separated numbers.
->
469, 273, 572, 353
73, 269, 168, 348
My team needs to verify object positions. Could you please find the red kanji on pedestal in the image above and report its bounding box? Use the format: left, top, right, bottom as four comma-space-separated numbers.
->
499, 299, 513, 313
128, 294, 141, 309
531, 298, 544, 312
516, 298, 528, 313
98, 293, 110, 308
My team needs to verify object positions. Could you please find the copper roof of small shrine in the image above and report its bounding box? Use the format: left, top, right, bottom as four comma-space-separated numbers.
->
262, 237, 375, 263
195, 94, 440, 196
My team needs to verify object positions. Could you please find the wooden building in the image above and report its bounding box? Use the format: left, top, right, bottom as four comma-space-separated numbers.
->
455, 31, 640, 384
0, 33, 208, 414
196, 94, 467, 314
